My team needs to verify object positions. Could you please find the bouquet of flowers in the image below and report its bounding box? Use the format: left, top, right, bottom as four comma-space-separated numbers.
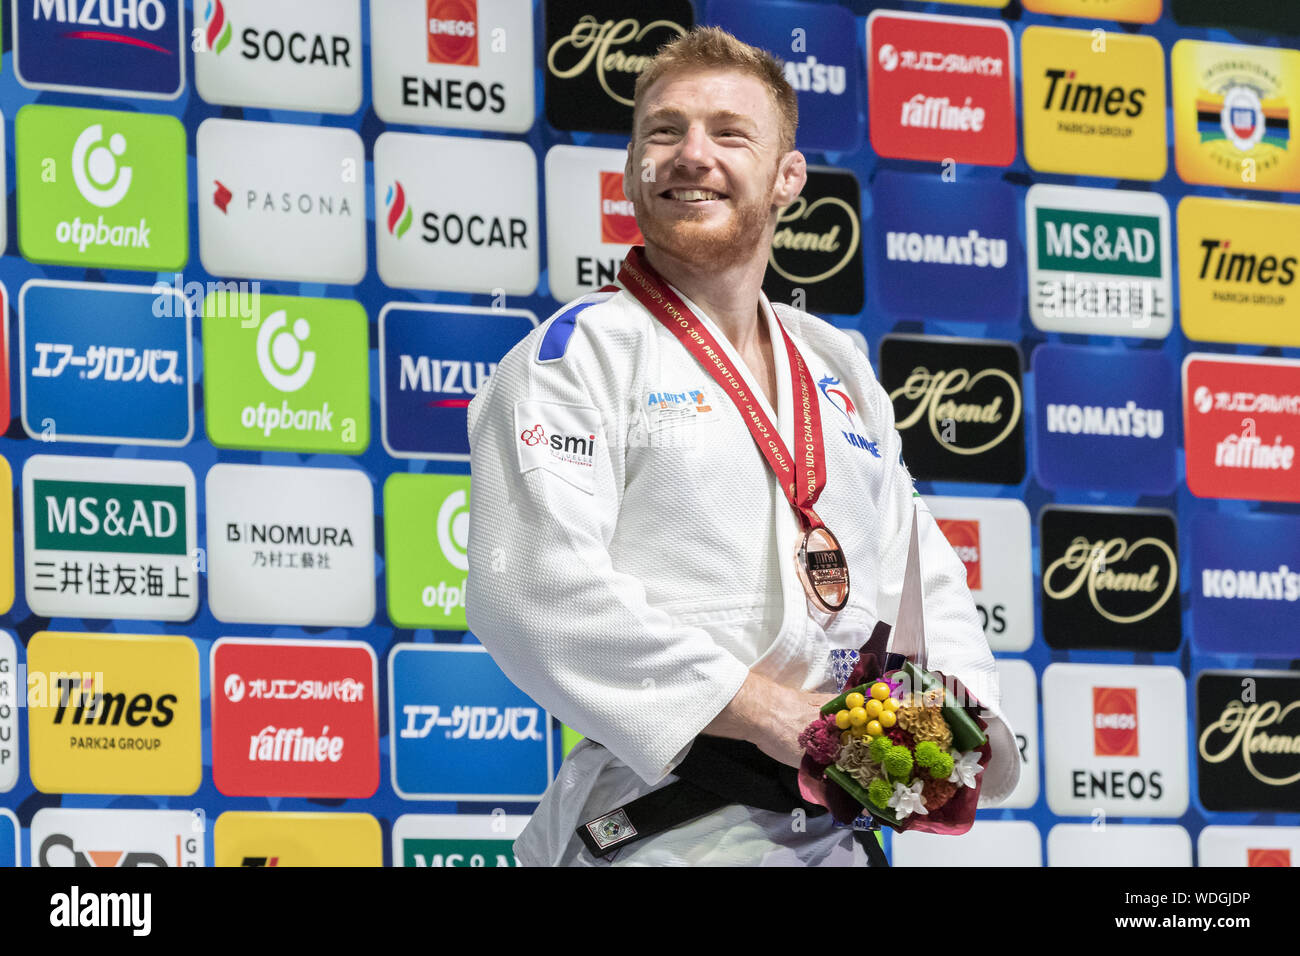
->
796, 509, 991, 834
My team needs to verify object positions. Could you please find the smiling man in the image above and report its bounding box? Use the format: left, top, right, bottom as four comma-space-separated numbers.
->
466, 27, 1018, 866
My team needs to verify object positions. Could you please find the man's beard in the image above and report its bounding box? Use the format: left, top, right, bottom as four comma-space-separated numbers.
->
634, 170, 776, 269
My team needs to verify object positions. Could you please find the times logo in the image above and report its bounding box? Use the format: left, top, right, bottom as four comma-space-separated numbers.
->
1093, 686, 1138, 757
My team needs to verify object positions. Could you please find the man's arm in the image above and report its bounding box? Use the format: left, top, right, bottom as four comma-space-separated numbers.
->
467, 305, 763, 785
845, 335, 1022, 806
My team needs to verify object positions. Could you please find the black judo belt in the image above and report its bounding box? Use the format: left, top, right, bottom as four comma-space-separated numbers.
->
575, 734, 889, 867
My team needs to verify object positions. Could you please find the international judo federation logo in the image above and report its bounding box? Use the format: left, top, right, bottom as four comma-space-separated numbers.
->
519, 424, 546, 446
204, 0, 234, 55
588, 809, 636, 850
385, 181, 413, 239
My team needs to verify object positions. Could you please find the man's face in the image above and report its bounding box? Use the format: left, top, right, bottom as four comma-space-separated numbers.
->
625, 68, 804, 268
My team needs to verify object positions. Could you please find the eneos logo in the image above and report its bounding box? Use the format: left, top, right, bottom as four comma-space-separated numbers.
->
1178, 197, 1299, 348
936, 519, 981, 589
599, 171, 640, 245
196, 0, 361, 114
384, 473, 470, 629
427, 0, 477, 66
203, 293, 369, 455
17, 105, 187, 271
14, 0, 184, 99
1173, 40, 1300, 191
1248, 849, 1292, 867
27, 632, 201, 796
211, 638, 379, 798
1093, 686, 1139, 757
866, 10, 1016, 167
1021, 27, 1166, 181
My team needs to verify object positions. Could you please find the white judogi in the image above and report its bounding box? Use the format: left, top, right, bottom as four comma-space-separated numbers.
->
466, 277, 1020, 866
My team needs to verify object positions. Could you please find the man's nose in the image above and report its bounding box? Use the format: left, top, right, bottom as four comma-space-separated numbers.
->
674, 122, 714, 170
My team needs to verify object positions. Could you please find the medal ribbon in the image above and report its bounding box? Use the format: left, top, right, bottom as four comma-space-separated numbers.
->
618, 246, 830, 532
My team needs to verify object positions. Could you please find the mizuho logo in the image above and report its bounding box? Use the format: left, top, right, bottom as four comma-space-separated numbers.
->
73, 124, 133, 208
436, 490, 469, 572
257, 310, 315, 392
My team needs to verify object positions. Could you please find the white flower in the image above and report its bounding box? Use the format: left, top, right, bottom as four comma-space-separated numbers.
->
887, 779, 928, 818
949, 750, 984, 788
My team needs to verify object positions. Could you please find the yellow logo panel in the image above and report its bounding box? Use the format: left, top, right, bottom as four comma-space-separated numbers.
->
214, 812, 382, 867
1022, 26, 1167, 180
27, 632, 200, 795
1178, 196, 1300, 347
936, 0, 1009, 6
1173, 40, 1300, 192
0, 457, 12, 615
1023, 0, 1161, 23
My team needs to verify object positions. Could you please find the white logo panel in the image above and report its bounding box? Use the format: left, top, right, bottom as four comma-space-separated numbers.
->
924, 495, 1033, 651
544, 145, 640, 302
195, 0, 363, 114
1197, 826, 1300, 867
205, 463, 375, 627
893, 820, 1041, 867
32, 808, 205, 867
197, 118, 366, 283
1043, 663, 1189, 818
996, 658, 1039, 809
369, 0, 533, 133
1048, 823, 1192, 867
375, 132, 538, 294
0, 631, 16, 793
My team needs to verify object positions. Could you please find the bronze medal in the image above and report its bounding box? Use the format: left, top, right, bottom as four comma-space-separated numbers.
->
796, 524, 849, 613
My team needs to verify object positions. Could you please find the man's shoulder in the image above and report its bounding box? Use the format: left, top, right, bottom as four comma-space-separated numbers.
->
505, 287, 648, 370
770, 302, 874, 376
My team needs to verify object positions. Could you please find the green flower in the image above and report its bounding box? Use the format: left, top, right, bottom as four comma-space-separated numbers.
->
868, 734, 893, 764
914, 740, 943, 769
930, 752, 955, 780
882, 744, 914, 781
867, 777, 893, 809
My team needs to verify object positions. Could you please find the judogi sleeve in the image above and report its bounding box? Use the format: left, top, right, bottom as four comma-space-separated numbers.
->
465, 307, 752, 787
845, 338, 1022, 806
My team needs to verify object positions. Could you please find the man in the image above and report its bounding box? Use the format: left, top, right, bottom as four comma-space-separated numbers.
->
466, 27, 1019, 866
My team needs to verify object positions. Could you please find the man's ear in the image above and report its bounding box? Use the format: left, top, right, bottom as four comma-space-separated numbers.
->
624, 141, 636, 202
773, 150, 808, 207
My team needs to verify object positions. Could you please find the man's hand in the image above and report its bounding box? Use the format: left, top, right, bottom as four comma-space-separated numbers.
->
703, 670, 829, 768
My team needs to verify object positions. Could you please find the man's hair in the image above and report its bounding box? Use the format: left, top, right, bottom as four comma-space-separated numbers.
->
633, 26, 799, 156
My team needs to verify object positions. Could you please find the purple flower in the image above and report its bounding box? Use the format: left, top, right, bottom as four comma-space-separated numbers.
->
798, 714, 842, 765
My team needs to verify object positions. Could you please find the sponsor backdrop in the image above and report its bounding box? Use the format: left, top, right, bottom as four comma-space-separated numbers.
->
0, 0, 1296, 867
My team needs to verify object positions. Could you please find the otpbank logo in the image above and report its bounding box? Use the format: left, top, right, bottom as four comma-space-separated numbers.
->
1023, 0, 1161, 22
20, 280, 193, 447
16, 105, 187, 271
204, 293, 369, 455
195, 0, 362, 114
1173, 40, 1300, 192
211, 638, 378, 799
13, 0, 185, 99
214, 812, 382, 867
1183, 353, 1300, 504
1021, 27, 1166, 181
379, 302, 537, 460
384, 473, 471, 629
27, 631, 201, 796
866, 10, 1015, 167
1178, 197, 1299, 349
